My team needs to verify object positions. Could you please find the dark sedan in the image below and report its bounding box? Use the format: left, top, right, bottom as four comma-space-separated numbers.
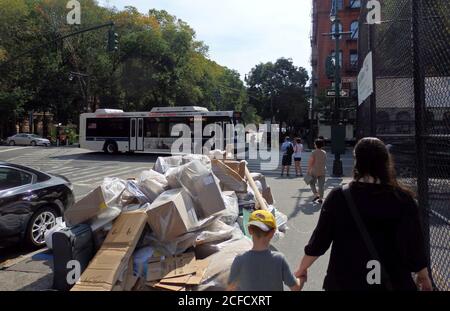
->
0, 162, 74, 247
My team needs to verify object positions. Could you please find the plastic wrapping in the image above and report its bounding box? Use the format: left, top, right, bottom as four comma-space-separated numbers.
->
211, 160, 247, 192
250, 173, 268, 190
137, 170, 168, 202
268, 205, 288, 232
153, 156, 183, 174
145, 189, 199, 242
219, 191, 239, 225
177, 160, 225, 219
44, 217, 66, 249
121, 180, 151, 205
209, 149, 226, 160
182, 154, 211, 169
254, 180, 263, 193
165, 166, 184, 189
133, 246, 154, 277
196, 233, 253, 291
102, 177, 127, 206
195, 220, 235, 246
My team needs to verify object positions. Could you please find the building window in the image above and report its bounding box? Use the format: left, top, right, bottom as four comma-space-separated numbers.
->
350, 50, 358, 68
332, 0, 344, 10
331, 22, 343, 40
350, 21, 359, 39
331, 50, 343, 68
350, 0, 361, 8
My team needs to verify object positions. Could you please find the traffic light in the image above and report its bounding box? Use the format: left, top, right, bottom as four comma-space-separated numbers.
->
107, 28, 119, 52
325, 55, 335, 79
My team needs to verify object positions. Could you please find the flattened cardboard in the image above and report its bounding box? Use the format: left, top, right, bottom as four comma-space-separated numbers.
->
146, 189, 198, 241
64, 187, 107, 226
72, 211, 147, 291
212, 160, 247, 193
186, 258, 210, 285
159, 274, 192, 285
103, 211, 148, 246
146, 252, 197, 281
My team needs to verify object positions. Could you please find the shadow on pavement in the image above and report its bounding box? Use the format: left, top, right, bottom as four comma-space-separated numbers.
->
49, 152, 162, 163
288, 177, 347, 220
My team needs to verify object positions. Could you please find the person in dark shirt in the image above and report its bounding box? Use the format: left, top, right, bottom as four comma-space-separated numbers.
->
294, 137, 433, 291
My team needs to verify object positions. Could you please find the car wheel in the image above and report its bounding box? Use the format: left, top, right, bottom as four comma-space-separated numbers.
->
9, 140, 15, 146
30, 141, 37, 146
104, 141, 118, 154
26, 207, 58, 248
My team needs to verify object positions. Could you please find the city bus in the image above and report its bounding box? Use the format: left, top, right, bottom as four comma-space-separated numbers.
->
79, 106, 242, 154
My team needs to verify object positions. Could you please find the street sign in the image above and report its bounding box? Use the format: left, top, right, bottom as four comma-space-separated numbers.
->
342, 77, 356, 83
326, 89, 350, 97
358, 51, 373, 105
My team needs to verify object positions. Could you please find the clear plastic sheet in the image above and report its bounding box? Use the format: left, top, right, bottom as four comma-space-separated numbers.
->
137, 170, 168, 202
218, 191, 239, 225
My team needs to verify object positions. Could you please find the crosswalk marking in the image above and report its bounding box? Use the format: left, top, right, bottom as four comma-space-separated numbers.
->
69, 166, 135, 182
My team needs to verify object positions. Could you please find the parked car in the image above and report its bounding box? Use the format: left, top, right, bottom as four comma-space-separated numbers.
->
6, 133, 50, 147
0, 162, 74, 247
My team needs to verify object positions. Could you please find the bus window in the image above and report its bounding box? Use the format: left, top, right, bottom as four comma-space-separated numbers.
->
87, 118, 128, 137
130, 119, 136, 137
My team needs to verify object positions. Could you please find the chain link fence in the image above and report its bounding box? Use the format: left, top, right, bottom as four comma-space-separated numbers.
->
358, 0, 449, 291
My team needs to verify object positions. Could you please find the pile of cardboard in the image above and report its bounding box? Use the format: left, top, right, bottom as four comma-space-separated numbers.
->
58, 153, 283, 291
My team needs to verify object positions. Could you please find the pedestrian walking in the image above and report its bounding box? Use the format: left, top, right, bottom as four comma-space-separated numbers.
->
293, 138, 304, 177
281, 137, 294, 177
307, 138, 326, 203
295, 137, 433, 291
227, 210, 302, 291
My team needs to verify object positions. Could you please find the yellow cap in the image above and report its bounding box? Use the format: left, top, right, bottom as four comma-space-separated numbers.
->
248, 210, 276, 231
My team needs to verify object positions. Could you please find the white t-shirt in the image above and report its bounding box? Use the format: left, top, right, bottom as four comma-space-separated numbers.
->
293, 143, 303, 158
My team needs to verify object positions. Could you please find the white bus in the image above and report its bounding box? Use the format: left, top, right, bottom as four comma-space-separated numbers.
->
79, 106, 241, 154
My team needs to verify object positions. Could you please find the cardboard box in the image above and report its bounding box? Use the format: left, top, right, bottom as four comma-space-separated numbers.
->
146, 189, 199, 242
64, 187, 107, 226
153, 156, 183, 174
250, 173, 268, 190
223, 160, 246, 179
71, 211, 147, 291
211, 160, 247, 193
146, 252, 197, 281
178, 161, 226, 219
262, 186, 274, 205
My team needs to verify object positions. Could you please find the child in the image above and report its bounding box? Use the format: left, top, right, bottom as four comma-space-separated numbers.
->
227, 210, 302, 291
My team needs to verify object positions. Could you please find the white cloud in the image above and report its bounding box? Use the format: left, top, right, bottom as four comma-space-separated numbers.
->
99, 0, 312, 79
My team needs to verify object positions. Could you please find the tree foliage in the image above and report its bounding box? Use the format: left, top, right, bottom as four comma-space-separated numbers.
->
0, 0, 255, 137
246, 58, 309, 129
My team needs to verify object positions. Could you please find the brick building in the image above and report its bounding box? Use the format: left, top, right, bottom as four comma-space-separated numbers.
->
310, 0, 361, 140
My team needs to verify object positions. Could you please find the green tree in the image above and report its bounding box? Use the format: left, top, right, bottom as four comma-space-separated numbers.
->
246, 58, 309, 130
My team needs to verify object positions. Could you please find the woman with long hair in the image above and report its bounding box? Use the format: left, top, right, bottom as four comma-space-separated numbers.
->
295, 137, 433, 291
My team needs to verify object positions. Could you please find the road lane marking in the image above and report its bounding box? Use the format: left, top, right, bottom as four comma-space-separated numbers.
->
68, 166, 133, 182
0, 147, 31, 154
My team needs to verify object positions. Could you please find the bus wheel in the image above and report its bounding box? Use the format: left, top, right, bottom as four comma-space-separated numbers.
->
104, 141, 118, 154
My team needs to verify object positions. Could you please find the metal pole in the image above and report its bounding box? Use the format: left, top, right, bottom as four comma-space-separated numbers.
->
332, 17, 343, 177
412, 0, 431, 284
369, 21, 377, 137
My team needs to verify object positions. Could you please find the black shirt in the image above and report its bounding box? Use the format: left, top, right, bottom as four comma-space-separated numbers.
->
304, 182, 428, 291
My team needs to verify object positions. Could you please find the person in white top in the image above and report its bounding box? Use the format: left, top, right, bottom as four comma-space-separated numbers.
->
293, 138, 304, 176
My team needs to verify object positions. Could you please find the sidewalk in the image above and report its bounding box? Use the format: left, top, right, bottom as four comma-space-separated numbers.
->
269, 175, 353, 291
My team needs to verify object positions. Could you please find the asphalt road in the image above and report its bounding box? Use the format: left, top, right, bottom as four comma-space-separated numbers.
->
0, 145, 355, 291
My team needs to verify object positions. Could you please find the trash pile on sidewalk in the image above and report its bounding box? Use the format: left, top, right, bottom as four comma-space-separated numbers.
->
45, 151, 288, 291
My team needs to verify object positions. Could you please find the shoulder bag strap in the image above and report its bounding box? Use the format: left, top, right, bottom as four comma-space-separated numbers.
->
342, 184, 394, 291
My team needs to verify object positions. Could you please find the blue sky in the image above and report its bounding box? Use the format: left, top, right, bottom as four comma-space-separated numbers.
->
99, 0, 312, 80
